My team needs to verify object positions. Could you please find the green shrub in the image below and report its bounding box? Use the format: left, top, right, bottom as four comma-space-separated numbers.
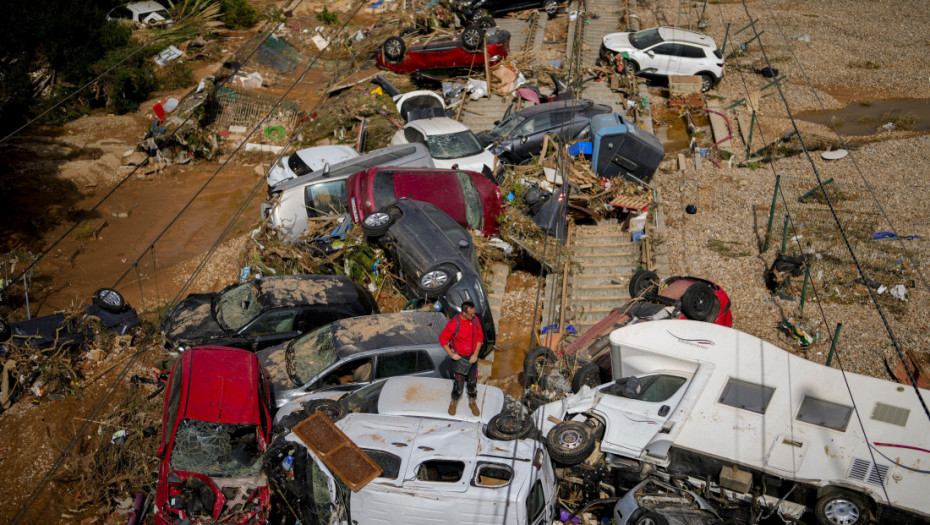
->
157, 60, 196, 90
108, 65, 158, 114
316, 7, 339, 25
221, 0, 259, 29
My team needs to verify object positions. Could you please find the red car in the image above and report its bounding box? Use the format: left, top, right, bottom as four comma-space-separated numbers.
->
347, 166, 504, 235
376, 26, 510, 74
155, 346, 273, 525
524, 271, 732, 393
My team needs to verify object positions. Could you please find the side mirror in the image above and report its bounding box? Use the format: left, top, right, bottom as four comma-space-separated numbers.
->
322, 163, 331, 177
618, 376, 642, 398
519, 135, 528, 144
646, 50, 655, 58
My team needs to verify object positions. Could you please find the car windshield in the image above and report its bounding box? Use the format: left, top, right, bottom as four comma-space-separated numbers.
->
342, 380, 387, 414
286, 324, 337, 386
629, 28, 664, 49
424, 130, 483, 159
214, 282, 262, 332
456, 172, 484, 230
287, 154, 313, 177
490, 113, 524, 139
170, 420, 263, 478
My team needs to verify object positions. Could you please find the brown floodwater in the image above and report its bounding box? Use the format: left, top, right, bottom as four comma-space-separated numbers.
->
796, 99, 930, 136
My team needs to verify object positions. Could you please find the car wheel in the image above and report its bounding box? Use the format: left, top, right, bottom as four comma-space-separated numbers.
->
814, 490, 869, 525
461, 25, 484, 52
416, 266, 454, 295
543, 0, 559, 16
571, 360, 601, 393
523, 345, 556, 386
383, 36, 406, 63
0, 318, 10, 342
629, 269, 660, 298
92, 288, 126, 313
700, 73, 716, 93
623, 58, 639, 75
302, 399, 348, 422
486, 412, 536, 441
681, 282, 717, 321
633, 510, 669, 525
475, 16, 495, 31
545, 420, 595, 465
361, 211, 394, 237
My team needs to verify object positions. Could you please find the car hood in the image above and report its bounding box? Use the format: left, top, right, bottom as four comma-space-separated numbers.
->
603, 32, 635, 53
162, 294, 226, 349
256, 343, 297, 393
432, 148, 496, 174
474, 130, 498, 147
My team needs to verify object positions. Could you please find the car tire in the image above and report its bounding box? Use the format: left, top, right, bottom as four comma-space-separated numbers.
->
681, 282, 717, 321
92, 288, 126, 313
623, 58, 639, 75
461, 25, 484, 52
0, 318, 10, 342
361, 211, 394, 237
475, 16, 495, 31
571, 360, 601, 393
545, 420, 595, 466
486, 412, 536, 441
632, 510, 669, 525
700, 73, 716, 93
383, 36, 406, 63
629, 269, 660, 298
416, 265, 454, 295
302, 399, 348, 422
814, 490, 869, 525
543, 0, 559, 16
523, 345, 556, 386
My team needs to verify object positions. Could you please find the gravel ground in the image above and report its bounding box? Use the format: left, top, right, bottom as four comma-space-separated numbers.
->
636, 0, 930, 378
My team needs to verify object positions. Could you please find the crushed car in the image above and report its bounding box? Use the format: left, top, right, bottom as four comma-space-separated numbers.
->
477, 99, 612, 165
161, 274, 378, 352
262, 143, 433, 241
107, 1, 173, 27
347, 166, 504, 235
376, 26, 510, 74
360, 198, 496, 350
154, 346, 273, 525
390, 115, 499, 178
450, 0, 565, 22
265, 144, 359, 189
614, 477, 731, 525
256, 311, 453, 408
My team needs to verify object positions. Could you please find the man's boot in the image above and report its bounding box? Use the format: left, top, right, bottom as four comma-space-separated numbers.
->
468, 398, 480, 416
448, 398, 457, 416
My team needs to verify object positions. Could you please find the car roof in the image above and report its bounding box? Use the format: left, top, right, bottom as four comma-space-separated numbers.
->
377, 376, 504, 425
256, 274, 360, 307
656, 26, 717, 48
277, 144, 427, 193
408, 117, 469, 135
126, 1, 169, 13
333, 311, 446, 356
514, 98, 600, 118
181, 346, 260, 424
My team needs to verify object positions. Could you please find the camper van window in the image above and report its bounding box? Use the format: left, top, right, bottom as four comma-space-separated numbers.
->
639, 375, 687, 402
795, 396, 853, 431
416, 460, 465, 482
362, 449, 401, 479
718, 378, 775, 414
526, 480, 546, 523
473, 463, 513, 487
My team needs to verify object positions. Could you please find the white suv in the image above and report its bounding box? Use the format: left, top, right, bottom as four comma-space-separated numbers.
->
600, 26, 724, 92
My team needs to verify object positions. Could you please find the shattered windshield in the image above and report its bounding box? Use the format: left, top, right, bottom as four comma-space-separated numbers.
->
343, 380, 387, 414
170, 420, 263, 478
629, 28, 663, 49
456, 171, 484, 230
424, 130, 483, 160
214, 282, 262, 332
286, 324, 337, 386
490, 113, 524, 139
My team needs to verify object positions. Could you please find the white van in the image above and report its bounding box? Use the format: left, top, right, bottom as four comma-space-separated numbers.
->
534, 320, 930, 525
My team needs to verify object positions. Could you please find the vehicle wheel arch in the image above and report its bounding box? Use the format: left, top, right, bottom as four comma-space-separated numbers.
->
696, 72, 718, 92
813, 486, 873, 525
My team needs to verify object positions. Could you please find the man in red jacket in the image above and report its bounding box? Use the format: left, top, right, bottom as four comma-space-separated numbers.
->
439, 301, 484, 416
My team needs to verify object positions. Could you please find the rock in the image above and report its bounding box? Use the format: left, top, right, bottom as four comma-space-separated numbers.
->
254, 164, 266, 177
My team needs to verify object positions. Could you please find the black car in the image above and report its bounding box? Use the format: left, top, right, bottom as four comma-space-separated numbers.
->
0, 288, 141, 355
359, 198, 496, 352
161, 275, 378, 352
476, 99, 612, 164
452, 0, 564, 22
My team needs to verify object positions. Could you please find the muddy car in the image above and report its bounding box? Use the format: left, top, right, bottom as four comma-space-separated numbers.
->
376, 26, 510, 74
265, 144, 359, 188
615, 478, 727, 525
390, 116, 499, 178
154, 346, 273, 525
161, 275, 378, 352
256, 311, 453, 408
346, 166, 504, 235
0, 288, 140, 355
359, 198, 496, 350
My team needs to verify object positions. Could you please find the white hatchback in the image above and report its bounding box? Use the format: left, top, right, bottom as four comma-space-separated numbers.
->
390, 117, 498, 180
601, 26, 724, 92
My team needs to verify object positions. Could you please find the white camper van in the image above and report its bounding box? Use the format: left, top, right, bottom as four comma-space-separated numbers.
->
534, 320, 930, 525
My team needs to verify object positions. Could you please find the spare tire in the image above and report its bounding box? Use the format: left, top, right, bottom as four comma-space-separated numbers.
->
92, 288, 126, 313
681, 282, 718, 321
523, 346, 556, 386
629, 269, 660, 298
275, 399, 347, 436
486, 412, 536, 441
546, 420, 595, 466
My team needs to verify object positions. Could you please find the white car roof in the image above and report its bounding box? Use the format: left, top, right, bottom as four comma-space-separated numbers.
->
407, 117, 470, 136
656, 26, 717, 48
293, 144, 359, 169
377, 376, 504, 425
126, 1, 170, 14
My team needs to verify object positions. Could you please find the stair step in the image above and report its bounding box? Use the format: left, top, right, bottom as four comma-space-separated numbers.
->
571, 284, 628, 297
572, 273, 632, 287
572, 243, 638, 256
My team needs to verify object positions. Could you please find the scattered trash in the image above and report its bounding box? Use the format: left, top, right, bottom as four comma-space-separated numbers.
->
890, 284, 908, 302
685, 204, 697, 214
233, 71, 264, 89
466, 78, 488, 100
872, 231, 920, 241
877, 285, 887, 295
754, 67, 779, 78
488, 238, 513, 255
152, 97, 179, 120
264, 125, 286, 140
793, 34, 811, 42
311, 34, 330, 50
245, 143, 285, 154
780, 318, 820, 347
881, 122, 896, 131
153, 45, 183, 67
820, 149, 848, 160
111, 429, 128, 447
30, 381, 44, 397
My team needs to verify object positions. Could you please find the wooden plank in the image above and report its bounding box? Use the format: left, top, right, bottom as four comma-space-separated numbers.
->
608, 195, 652, 211
736, 109, 753, 146
705, 99, 733, 154
677, 153, 687, 171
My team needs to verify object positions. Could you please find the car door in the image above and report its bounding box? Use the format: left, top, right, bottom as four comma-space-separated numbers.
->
240, 308, 302, 351
512, 112, 552, 161
677, 43, 708, 75
641, 42, 678, 76
597, 373, 691, 456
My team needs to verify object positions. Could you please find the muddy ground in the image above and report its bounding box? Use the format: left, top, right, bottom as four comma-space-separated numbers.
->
1, 0, 929, 523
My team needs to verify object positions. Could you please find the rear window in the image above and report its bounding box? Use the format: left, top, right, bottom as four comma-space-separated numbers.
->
416, 460, 465, 482
288, 154, 313, 176
713, 49, 723, 60
719, 378, 774, 414
526, 480, 546, 522
456, 172, 484, 230
472, 463, 513, 487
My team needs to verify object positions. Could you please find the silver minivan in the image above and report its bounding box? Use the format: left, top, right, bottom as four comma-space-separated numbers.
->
262, 143, 433, 241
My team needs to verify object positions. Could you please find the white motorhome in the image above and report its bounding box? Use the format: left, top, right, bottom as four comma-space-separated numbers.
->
534, 320, 930, 525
